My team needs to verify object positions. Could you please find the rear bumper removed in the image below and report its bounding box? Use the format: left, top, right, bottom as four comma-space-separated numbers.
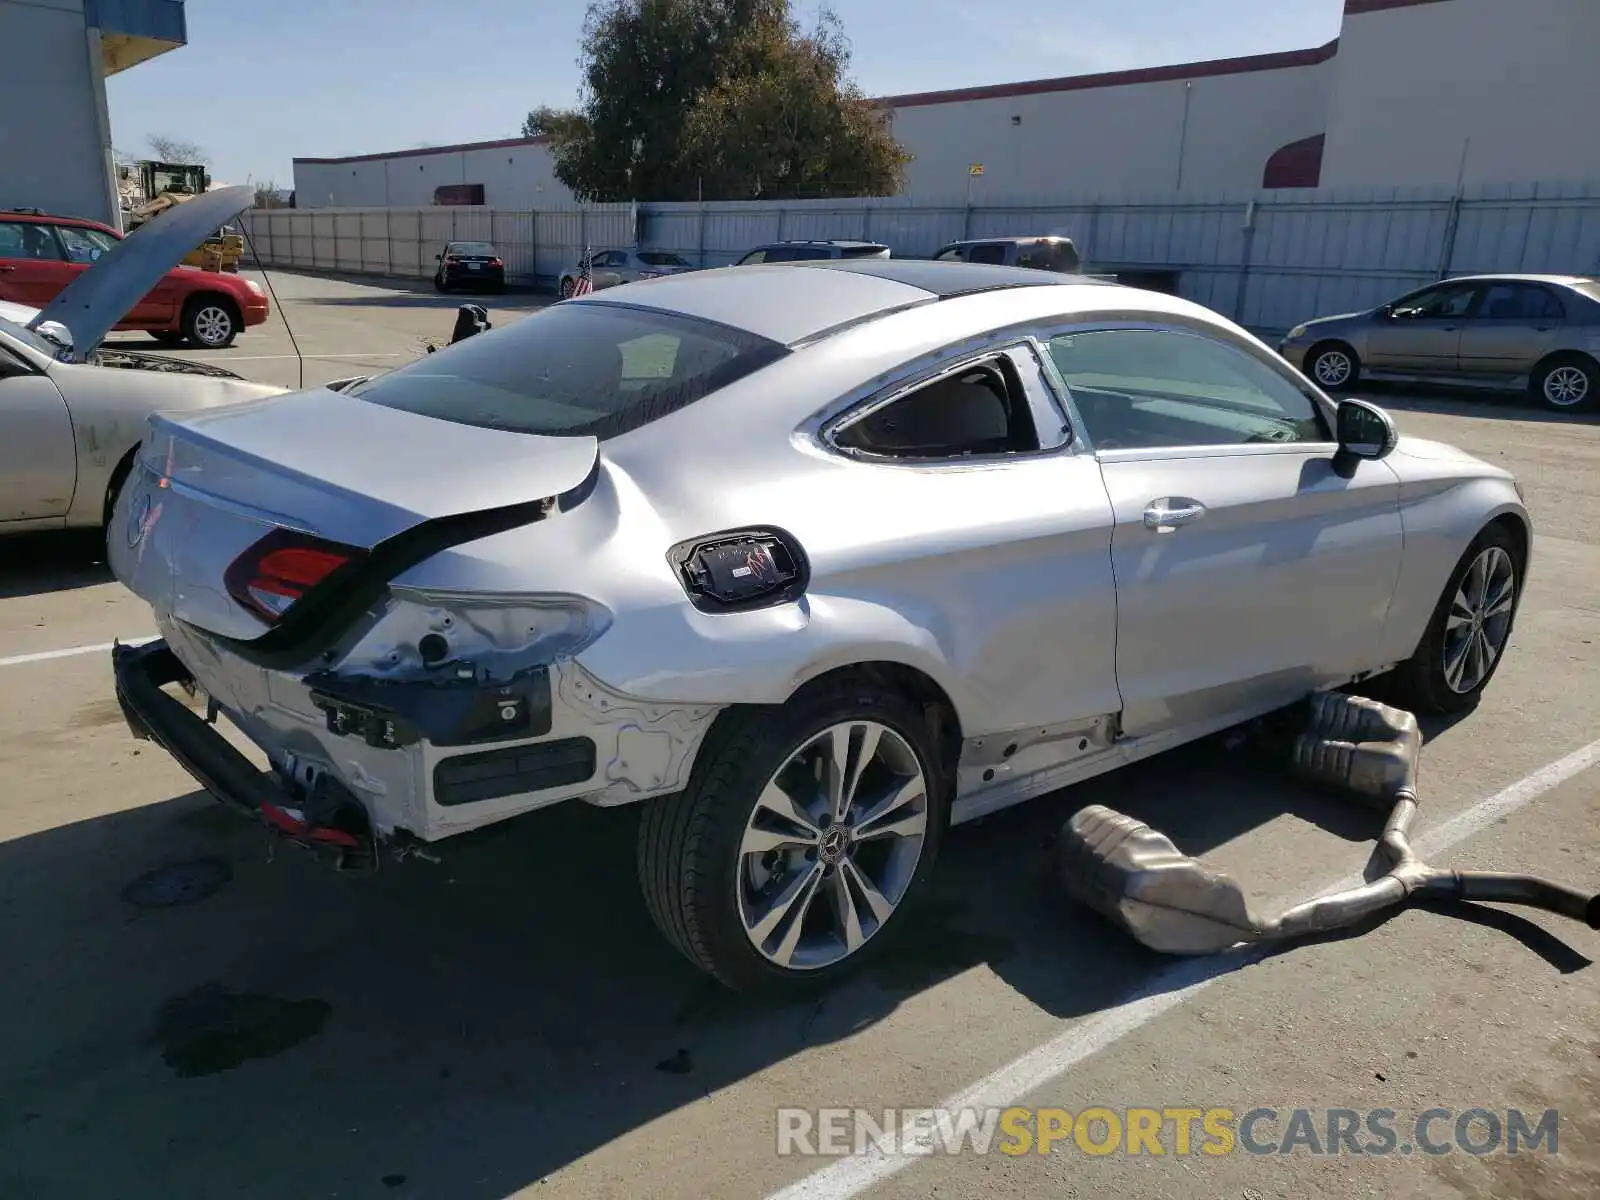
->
112, 638, 379, 869
113, 627, 726, 855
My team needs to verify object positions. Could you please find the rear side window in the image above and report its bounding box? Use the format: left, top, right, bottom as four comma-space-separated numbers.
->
639, 251, 690, 267
839, 244, 888, 258
349, 302, 788, 441
966, 243, 1009, 265
764, 246, 831, 262
933, 246, 964, 262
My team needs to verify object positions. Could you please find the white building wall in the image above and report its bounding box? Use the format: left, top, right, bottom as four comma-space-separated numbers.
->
0, 0, 117, 225
888, 53, 1335, 201
1320, 0, 1600, 189
294, 142, 578, 209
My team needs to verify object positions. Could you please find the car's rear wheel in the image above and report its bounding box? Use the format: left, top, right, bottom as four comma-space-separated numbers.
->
637, 680, 947, 993
559, 277, 576, 299
1389, 522, 1522, 715
1308, 342, 1361, 390
1530, 353, 1595, 412
182, 297, 240, 349
433, 271, 449, 293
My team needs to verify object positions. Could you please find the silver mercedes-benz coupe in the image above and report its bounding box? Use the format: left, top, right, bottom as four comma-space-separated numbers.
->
108, 259, 1531, 992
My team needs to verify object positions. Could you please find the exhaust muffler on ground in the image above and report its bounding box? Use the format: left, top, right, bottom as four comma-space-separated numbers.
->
1059, 693, 1599, 955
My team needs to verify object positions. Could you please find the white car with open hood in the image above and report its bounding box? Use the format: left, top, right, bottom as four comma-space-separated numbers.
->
107, 259, 1532, 993
0, 187, 284, 537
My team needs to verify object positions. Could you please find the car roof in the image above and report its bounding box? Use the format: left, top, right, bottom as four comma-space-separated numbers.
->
0, 209, 113, 232
1442, 273, 1597, 288
756, 239, 888, 249
571, 257, 1115, 345
939, 235, 1076, 247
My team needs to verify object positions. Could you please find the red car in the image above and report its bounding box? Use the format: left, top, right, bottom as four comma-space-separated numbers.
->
0, 208, 268, 349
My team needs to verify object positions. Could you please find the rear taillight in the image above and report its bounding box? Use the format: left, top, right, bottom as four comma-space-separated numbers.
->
443, 255, 459, 265
224, 528, 366, 624
489, 257, 503, 267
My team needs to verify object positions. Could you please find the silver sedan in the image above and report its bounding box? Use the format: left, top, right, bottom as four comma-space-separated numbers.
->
1279, 273, 1600, 412
558, 248, 693, 297
108, 259, 1531, 993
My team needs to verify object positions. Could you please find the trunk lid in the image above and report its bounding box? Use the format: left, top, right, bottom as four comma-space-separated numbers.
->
109, 387, 599, 641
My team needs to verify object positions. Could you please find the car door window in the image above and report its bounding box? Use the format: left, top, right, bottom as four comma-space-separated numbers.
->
53, 224, 117, 264
0, 221, 63, 261
1392, 283, 1476, 319
1474, 282, 1564, 322
933, 247, 964, 261
966, 243, 1009, 265
1047, 327, 1330, 449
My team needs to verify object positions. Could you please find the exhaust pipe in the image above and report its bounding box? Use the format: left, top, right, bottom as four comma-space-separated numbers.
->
1059, 693, 1598, 955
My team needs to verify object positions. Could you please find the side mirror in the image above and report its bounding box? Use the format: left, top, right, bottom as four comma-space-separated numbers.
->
33, 320, 75, 361
1335, 398, 1398, 468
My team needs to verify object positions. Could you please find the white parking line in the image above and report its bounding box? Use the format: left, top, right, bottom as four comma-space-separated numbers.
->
0, 637, 155, 669
766, 735, 1600, 1200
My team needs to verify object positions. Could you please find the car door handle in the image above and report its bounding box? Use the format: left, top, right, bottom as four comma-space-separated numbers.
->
0, 265, 15, 273
1143, 498, 1207, 532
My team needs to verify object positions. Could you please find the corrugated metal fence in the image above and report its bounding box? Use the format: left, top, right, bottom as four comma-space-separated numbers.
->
236, 204, 639, 288
239, 181, 1600, 333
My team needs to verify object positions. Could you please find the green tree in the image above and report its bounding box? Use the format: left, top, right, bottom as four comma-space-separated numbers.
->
524, 0, 907, 201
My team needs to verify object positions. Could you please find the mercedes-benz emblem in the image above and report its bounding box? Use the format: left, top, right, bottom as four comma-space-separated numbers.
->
819, 824, 850, 865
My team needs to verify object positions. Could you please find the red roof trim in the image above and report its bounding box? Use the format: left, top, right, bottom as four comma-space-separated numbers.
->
877, 38, 1339, 110
295, 134, 550, 166
1344, 0, 1455, 14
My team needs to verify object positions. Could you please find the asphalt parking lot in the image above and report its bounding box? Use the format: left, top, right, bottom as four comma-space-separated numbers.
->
3, 272, 1598, 1200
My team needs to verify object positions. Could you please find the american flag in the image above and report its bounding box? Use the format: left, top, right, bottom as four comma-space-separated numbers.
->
570, 248, 595, 297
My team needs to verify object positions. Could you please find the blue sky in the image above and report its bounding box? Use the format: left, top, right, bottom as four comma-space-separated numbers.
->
106, 0, 1345, 189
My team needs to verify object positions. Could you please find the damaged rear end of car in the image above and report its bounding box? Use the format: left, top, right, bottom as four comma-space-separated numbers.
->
108, 298, 787, 869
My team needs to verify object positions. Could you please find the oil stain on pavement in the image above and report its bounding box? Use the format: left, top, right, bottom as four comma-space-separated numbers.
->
155, 983, 330, 1077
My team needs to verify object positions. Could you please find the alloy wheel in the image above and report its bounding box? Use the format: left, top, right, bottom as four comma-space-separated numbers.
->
1543, 365, 1590, 408
1443, 545, 1516, 694
1313, 349, 1353, 388
192, 305, 234, 347
735, 720, 929, 971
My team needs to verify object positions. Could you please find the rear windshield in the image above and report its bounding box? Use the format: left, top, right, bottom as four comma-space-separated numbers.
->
348, 302, 787, 440
639, 251, 690, 267
448, 242, 497, 255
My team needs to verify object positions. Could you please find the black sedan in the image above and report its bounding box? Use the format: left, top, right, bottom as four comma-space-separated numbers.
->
433, 241, 506, 293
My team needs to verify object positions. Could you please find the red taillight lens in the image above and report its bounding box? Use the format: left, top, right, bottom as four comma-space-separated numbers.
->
224, 529, 365, 624
443, 255, 459, 265
489, 257, 503, 267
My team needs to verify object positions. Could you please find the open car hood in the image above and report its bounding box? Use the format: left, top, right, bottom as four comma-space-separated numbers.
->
27, 185, 253, 361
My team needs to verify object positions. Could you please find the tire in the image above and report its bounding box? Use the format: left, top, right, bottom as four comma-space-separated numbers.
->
1529, 353, 1596, 413
1389, 521, 1522, 715
1307, 342, 1361, 391
433, 272, 449, 293
637, 679, 949, 993
559, 276, 576, 299
181, 297, 240, 349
